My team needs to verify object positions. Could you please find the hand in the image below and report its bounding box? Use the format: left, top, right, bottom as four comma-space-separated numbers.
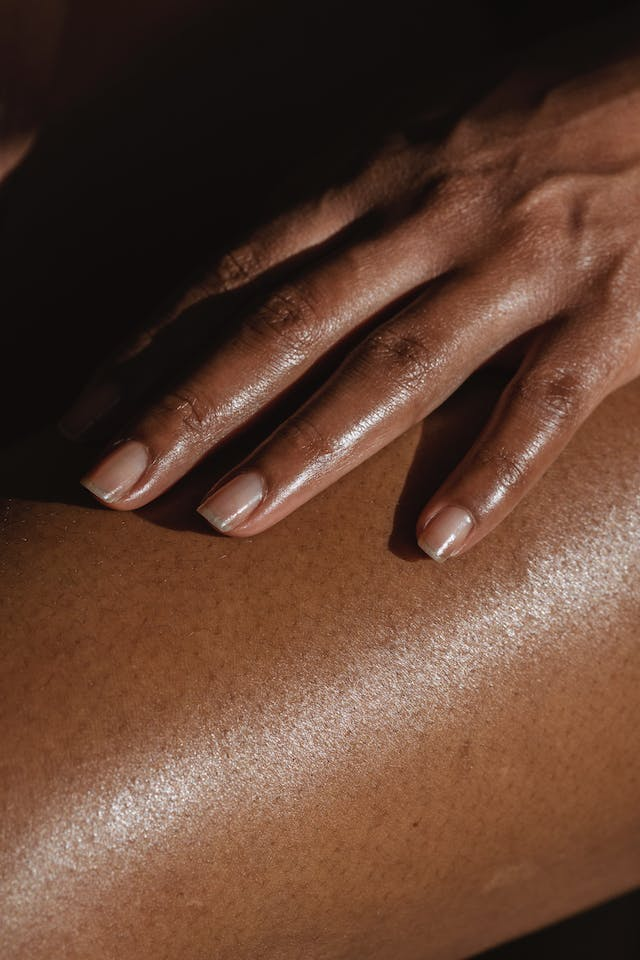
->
67, 29, 640, 561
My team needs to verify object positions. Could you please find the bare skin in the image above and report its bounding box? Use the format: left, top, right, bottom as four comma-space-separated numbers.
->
1, 5, 638, 957
2, 371, 639, 960
62, 15, 640, 563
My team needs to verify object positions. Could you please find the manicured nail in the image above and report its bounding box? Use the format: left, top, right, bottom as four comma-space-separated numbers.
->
418, 505, 474, 562
197, 472, 266, 533
81, 440, 148, 503
59, 381, 120, 439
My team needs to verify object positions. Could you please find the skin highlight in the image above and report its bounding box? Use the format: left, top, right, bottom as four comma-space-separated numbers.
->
2, 374, 640, 959
1, 5, 639, 957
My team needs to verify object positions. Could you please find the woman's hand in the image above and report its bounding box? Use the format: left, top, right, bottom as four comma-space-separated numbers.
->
67, 37, 640, 560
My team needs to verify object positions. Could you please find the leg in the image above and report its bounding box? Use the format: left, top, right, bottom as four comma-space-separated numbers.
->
1, 373, 639, 960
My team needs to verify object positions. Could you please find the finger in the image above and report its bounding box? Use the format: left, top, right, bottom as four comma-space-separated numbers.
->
59, 140, 452, 441
80, 199, 464, 509
58, 180, 375, 441
196, 251, 566, 537
415, 307, 632, 562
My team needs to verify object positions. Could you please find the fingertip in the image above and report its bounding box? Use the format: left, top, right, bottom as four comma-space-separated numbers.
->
80, 440, 149, 506
417, 504, 475, 562
197, 471, 266, 535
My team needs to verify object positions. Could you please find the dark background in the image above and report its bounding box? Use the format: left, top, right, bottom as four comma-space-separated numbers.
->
475, 889, 639, 958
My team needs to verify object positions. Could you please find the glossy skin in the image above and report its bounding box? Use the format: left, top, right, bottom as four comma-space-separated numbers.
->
2, 373, 640, 959
67, 21, 640, 561
2, 5, 639, 957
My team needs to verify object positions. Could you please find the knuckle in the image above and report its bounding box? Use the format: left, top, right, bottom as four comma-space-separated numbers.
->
156, 387, 217, 440
115, 328, 156, 364
513, 174, 578, 226
209, 243, 265, 294
355, 328, 433, 392
511, 367, 584, 427
509, 174, 600, 267
277, 414, 335, 461
476, 443, 528, 491
248, 286, 321, 357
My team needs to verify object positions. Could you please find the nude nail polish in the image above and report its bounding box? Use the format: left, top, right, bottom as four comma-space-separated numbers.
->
197, 472, 266, 533
59, 381, 120, 440
81, 441, 148, 503
418, 505, 474, 562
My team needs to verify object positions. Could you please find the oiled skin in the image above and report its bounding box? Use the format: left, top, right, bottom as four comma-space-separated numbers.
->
1, 373, 639, 960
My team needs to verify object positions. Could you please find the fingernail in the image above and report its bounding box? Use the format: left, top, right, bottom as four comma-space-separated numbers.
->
418, 505, 474, 562
197, 472, 266, 533
59, 381, 120, 439
81, 440, 148, 503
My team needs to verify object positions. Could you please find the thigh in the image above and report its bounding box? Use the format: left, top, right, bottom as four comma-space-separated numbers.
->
1, 374, 639, 960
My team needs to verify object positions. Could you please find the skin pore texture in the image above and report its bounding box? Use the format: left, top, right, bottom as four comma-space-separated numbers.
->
1, 373, 639, 959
